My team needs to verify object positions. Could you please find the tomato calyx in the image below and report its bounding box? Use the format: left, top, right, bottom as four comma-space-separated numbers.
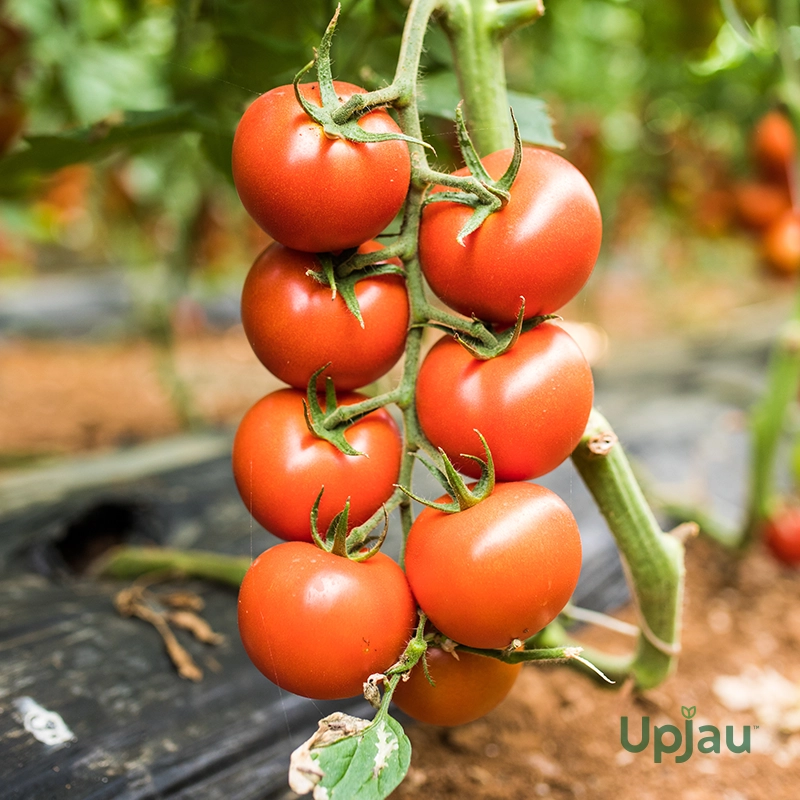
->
424, 105, 522, 245
364, 611, 431, 709
292, 7, 428, 149
310, 487, 389, 561
307, 252, 405, 328
424, 296, 560, 360
302, 366, 371, 456
399, 430, 496, 513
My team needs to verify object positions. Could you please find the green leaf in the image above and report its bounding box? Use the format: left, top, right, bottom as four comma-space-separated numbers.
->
289, 712, 411, 800
418, 72, 562, 148
0, 105, 199, 195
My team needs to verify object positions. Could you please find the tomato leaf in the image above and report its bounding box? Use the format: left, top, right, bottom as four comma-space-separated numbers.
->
418, 72, 562, 149
289, 712, 411, 800
0, 105, 200, 195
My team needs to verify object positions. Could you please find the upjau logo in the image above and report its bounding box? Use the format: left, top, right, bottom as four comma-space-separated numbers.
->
620, 706, 752, 763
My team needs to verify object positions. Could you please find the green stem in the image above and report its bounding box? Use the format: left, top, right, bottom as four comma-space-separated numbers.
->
570, 410, 685, 690
743, 306, 800, 545
441, 0, 515, 154
97, 546, 249, 586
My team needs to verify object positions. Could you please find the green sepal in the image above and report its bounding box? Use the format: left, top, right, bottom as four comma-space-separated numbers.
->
291, 8, 431, 150
396, 431, 496, 514
454, 305, 559, 360
307, 258, 406, 328
309, 488, 389, 561
447, 105, 525, 245
302, 366, 365, 457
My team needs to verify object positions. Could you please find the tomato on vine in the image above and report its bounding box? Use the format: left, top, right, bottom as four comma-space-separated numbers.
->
416, 323, 594, 481
419, 147, 602, 322
392, 648, 521, 726
232, 389, 402, 542
232, 81, 411, 253
238, 542, 416, 699
762, 508, 800, 566
241, 241, 409, 391
404, 482, 582, 650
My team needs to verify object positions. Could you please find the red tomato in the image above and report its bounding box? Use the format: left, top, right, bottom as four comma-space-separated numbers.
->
404, 482, 582, 649
753, 111, 796, 179
232, 389, 402, 541
418, 147, 602, 322
232, 82, 410, 252
392, 648, 521, 726
763, 211, 800, 275
241, 241, 408, 391
416, 323, 593, 481
238, 542, 417, 699
763, 509, 800, 566
733, 181, 791, 230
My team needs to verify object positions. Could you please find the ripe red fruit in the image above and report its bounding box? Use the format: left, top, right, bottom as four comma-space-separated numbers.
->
404, 482, 582, 649
232, 389, 402, 541
763, 211, 800, 275
752, 111, 796, 179
241, 241, 408, 391
232, 82, 410, 253
419, 147, 602, 322
733, 182, 791, 230
238, 543, 416, 699
416, 323, 594, 481
763, 509, 800, 566
392, 648, 522, 726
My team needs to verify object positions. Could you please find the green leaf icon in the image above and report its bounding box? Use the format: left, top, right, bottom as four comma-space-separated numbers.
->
681, 706, 697, 719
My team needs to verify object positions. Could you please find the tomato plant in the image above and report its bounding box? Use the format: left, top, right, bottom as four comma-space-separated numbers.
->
404, 482, 582, 649
238, 542, 416, 699
416, 322, 594, 481
419, 147, 602, 322
241, 241, 409, 391
762, 509, 800, 566
392, 648, 522, 726
232, 81, 410, 253
232, 389, 402, 541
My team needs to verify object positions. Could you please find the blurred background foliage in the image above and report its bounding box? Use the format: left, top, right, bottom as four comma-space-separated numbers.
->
0, 0, 789, 273
0, 0, 796, 441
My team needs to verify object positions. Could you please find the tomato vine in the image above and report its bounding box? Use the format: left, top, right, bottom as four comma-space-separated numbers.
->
100, 1, 689, 797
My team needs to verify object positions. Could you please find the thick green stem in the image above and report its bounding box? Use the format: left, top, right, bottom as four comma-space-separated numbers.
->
743, 307, 800, 545
441, 0, 514, 154
569, 410, 685, 689
97, 546, 249, 586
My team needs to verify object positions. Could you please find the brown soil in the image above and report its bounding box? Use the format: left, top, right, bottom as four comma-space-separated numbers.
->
392, 536, 800, 800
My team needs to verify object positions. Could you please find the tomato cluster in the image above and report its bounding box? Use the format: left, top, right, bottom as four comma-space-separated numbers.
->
733, 111, 800, 276
231, 75, 600, 726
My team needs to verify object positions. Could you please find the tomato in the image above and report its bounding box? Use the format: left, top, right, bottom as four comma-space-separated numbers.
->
763, 210, 800, 275
416, 323, 593, 481
753, 111, 796, 179
232, 389, 402, 541
404, 482, 582, 649
241, 241, 408, 391
392, 648, 521, 726
418, 147, 602, 322
238, 542, 417, 699
232, 82, 410, 252
733, 181, 791, 230
763, 509, 800, 566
